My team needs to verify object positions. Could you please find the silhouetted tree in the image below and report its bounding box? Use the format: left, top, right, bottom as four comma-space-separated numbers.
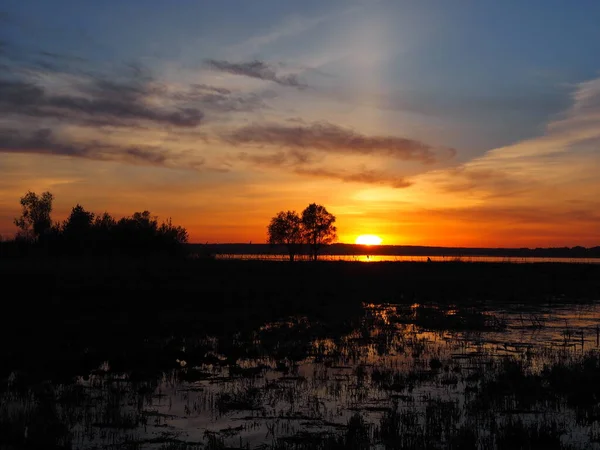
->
62, 204, 95, 254
301, 203, 337, 261
94, 212, 116, 231
14, 191, 54, 240
113, 211, 157, 254
156, 218, 189, 256
158, 218, 188, 244
64, 204, 95, 233
111, 211, 188, 256
267, 211, 303, 261
92, 212, 117, 255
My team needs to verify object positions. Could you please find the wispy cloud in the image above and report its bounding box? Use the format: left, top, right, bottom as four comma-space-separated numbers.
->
204, 59, 307, 89
446, 77, 600, 193
238, 150, 315, 166
0, 127, 205, 168
238, 150, 412, 188
0, 77, 204, 128
0, 41, 280, 175
294, 167, 412, 188
172, 83, 270, 114
0, 42, 275, 131
226, 121, 452, 163
410, 75, 600, 235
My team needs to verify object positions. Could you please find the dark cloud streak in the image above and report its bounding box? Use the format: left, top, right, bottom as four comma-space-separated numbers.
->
294, 167, 413, 188
227, 122, 448, 163
238, 149, 316, 166
0, 128, 175, 166
172, 84, 269, 113
205, 59, 307, 89
238, 150, 412, 188
0, 78, 204, 128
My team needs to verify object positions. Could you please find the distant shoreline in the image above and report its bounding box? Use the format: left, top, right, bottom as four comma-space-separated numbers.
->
188, 243, 600, 258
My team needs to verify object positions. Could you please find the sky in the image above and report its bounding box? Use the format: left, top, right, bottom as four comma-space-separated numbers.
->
1, 0, 599, 247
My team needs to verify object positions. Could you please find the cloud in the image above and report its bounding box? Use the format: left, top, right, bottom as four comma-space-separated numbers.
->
0, 42, 280, 174
0, 78, 204, 128
238, 150, 315, 166
189, 84, 232, 95
238, 150, 412, 188
294, 167, 412, 188
434, 166, 527, 198
0, 44, 269, 127
409, 75, 600, 237
447, 76, 600, 191
0, 127, 204, 168
172, 83, 269, 113
226, 121, 451, 163
204, 59, 307, 89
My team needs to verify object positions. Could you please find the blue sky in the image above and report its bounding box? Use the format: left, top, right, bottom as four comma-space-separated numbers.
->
4, 0, 598, 150
1, 1, 599, 245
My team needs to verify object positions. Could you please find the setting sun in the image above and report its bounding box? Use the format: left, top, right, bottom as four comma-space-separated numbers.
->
355, 234, 383, 245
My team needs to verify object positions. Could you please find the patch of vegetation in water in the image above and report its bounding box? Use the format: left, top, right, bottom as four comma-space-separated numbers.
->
1, 259, 600, 448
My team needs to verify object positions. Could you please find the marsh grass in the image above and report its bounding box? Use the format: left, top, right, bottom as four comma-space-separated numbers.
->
394, 304, 508, 332
216, 386, 262, 414
1, 259, 600, 448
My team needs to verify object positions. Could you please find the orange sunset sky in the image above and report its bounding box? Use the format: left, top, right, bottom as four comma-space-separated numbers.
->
1, 1, 599, 247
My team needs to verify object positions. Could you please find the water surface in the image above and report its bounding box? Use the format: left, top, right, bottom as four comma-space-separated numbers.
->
6, 300, 600, 448
216, 254, 600, 263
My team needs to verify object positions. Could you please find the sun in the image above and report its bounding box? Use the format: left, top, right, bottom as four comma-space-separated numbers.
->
355, 234, 383, 245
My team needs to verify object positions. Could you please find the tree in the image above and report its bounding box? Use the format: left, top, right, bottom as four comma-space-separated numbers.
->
158, 218, 189, 245
113, 211, 158, 253
112, 211, 188, 255
62, 204, 95, 254
92, 212, 116, 255
94, 212, 117, 231
267, 210, 303, 261
63, 204, 95, 236
14, 191, 54, 240
301, 203, 337, 261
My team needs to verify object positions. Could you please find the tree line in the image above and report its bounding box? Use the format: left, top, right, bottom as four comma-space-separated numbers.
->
267, 203, 337, 261
0, 193, 339, 260
0, 191, 188, 257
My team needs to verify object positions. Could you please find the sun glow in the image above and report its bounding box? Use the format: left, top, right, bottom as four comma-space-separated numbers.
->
355, 234, 383, 245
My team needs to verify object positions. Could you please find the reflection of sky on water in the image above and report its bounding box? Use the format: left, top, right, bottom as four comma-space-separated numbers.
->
216, 254, 600, 264
7, 301, 600, 448
65, 301, 600, 447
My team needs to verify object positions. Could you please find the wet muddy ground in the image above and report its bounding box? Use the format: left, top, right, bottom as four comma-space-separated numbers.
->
1, 259, 600, 449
